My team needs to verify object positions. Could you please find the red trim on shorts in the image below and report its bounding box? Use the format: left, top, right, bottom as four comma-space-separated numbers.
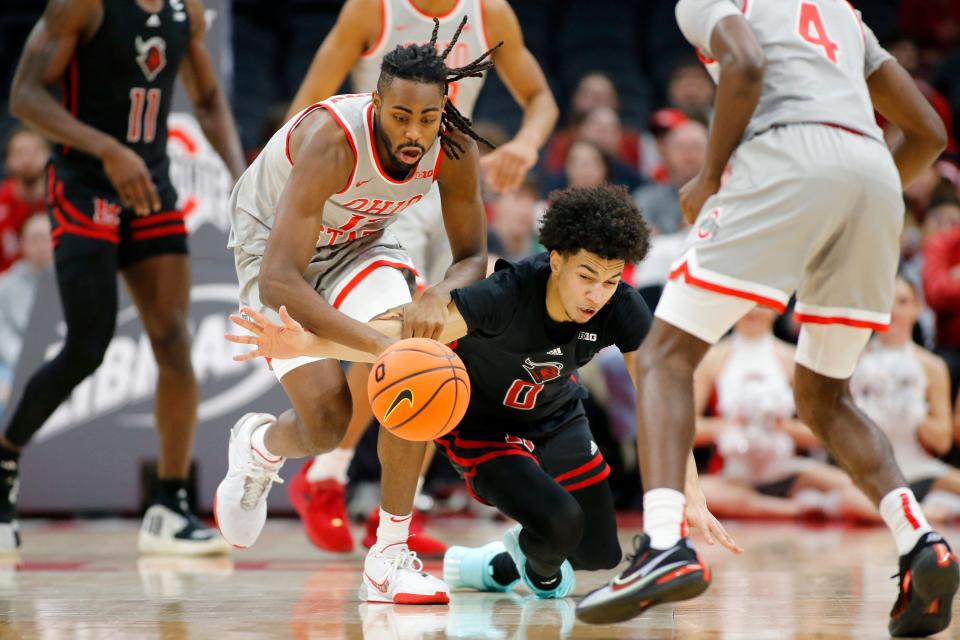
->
284, 103, 328, 164
51, 208, 119, 243
562, 464, 610, 492
435, 437, 537, 468
129, 210, 184, 228
553, 451, 604, 483
900, 491, 921, 530
405, 0, 460, 20
131, 224, 188, 241
793, 312, 888, 332
331, 259, 417, 309
55, 183, 102, 230
669, 260, 787, 312
361, 0, 387, 57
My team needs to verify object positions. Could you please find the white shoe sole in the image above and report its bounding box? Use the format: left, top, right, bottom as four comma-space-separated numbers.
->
138, 531, 231, 557
358, 579, 450, 605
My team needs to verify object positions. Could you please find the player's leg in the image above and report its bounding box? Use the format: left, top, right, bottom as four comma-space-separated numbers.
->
453, 453, 582, 598
701, 476, 804, 519
0, 249, 119, 550
0, 174, 122, 550
287, 361, 369, 553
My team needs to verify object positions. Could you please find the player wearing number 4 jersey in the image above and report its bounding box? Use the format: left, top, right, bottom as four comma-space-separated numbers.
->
227, 185, 742, 601
575, 0, 958, 635
3, 0, 245, 556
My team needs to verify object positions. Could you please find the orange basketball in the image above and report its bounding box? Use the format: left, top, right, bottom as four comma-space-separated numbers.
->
368, 338, 471, 441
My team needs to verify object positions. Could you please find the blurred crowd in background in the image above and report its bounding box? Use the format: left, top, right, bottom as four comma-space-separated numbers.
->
1, 0, 959, 522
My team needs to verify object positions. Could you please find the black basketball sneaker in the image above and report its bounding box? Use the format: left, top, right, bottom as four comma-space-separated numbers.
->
0, 459, 19, 552
576, 534, 710, 624
889, 531, 959, 637
139, 488, 229, 556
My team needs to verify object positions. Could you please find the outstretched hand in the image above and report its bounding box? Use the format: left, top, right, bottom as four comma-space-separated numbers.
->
225, 305, 311, 361
686, 497, 744, 555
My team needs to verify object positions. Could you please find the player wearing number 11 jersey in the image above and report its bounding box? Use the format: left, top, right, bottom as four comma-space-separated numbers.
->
4, 0, 245, 555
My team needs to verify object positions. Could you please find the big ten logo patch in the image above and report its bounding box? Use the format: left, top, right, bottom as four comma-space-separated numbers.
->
93, 198, 122, 227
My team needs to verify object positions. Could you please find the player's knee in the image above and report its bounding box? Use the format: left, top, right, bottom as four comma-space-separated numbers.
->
298, 393, 352, 454
543, 495, 584, 553
147, 319, 193, 373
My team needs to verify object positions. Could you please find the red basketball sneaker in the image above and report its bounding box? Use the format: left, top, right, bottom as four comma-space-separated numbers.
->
288, 460, 354, 553
363, 506, 447, 557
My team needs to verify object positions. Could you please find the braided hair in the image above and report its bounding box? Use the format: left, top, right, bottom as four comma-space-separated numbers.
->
378, 17, 501, 159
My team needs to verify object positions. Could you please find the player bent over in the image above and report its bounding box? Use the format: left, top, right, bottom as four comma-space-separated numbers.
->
228, 185, 742, 598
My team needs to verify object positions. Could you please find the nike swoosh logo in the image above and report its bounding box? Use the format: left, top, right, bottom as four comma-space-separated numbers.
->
384, 389, 414, 421
355, 178, 372, 187
611, 560, 686, 592
611, 549, 678, 587
364, 572, 390, 593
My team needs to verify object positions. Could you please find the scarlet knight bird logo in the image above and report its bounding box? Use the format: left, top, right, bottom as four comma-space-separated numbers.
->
522, 357, 563, 384
135, 36, 167, 81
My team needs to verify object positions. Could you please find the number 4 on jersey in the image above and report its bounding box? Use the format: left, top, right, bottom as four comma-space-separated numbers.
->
798, 2, 839, 63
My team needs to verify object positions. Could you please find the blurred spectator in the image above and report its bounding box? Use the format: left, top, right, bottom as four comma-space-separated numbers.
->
557, 139, 611, 190
924, 199, 960, 243
923, 220, 960, 401
694, 308, 880, 522
879, 34, 956, 156
632, 119, 707, 235
852, 277, 960, 523
666, 57, 714, 123
488, 183, 540, 261
904, 166, 957, 223
542, 72, 644, 175
0, 214, 53, 418
644, 108, 689, 183
0, 127, 48, 273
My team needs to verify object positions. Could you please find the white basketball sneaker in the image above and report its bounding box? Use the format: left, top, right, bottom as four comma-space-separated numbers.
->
214, 413, 284, 548
360, 544, 450, 604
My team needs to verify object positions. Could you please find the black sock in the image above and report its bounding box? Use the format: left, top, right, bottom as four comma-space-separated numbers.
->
0, 443, 19, 465
154, 479, 189, 512
491, 552, 520, 586
525, 563, 561, 590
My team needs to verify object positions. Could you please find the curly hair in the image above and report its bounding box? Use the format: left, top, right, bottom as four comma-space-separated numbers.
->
379, 17, 501, 159
538, 184, 651, 263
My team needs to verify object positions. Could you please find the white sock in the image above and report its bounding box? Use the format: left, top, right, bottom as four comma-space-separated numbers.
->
644, 488, 686, 550
373, 508, 411, 556
250, 422, 283, 468
880, 488, 932, 555
307, 448, 354, 484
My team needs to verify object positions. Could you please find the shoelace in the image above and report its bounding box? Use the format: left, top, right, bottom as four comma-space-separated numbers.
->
241, 462, 284, 511
378, 548, 425, 583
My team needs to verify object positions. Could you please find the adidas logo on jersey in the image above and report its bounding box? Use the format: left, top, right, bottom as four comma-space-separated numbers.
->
546, 347, 563, 356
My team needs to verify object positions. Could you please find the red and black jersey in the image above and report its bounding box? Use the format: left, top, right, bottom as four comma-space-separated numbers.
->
55, 0, 190, 182
450, 253, 652, 438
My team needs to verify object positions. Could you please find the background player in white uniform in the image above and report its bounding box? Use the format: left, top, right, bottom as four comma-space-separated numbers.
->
576, 0, 959, 636
282, 0, 557, 555
215, 31, 494, 604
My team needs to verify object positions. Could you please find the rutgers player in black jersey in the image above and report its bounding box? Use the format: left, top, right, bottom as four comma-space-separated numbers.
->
227, 185, 741, 597
6, 0, 245, 555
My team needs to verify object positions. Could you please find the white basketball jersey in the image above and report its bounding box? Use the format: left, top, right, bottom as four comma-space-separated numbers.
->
351, 0, 490, 119
676, 0, 892, 141
228, 93, 442, 253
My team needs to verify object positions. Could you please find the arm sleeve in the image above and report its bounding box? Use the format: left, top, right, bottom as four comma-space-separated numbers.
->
675, 0, 741, 58
861, 17, 894, 77
610, 286, 654, 353
450, 261, 521, 337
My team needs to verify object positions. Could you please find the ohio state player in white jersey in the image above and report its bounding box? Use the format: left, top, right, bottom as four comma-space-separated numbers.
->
216, 34, 494, 604
576, 0, 956, 634
282, 0, 557, 557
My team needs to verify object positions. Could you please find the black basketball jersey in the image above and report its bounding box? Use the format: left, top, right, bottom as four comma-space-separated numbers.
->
450, 253, 652, 435
54, 0, 190, 181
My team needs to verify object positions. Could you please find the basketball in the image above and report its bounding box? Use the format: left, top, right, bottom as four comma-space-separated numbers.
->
367, 338, 471, 441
